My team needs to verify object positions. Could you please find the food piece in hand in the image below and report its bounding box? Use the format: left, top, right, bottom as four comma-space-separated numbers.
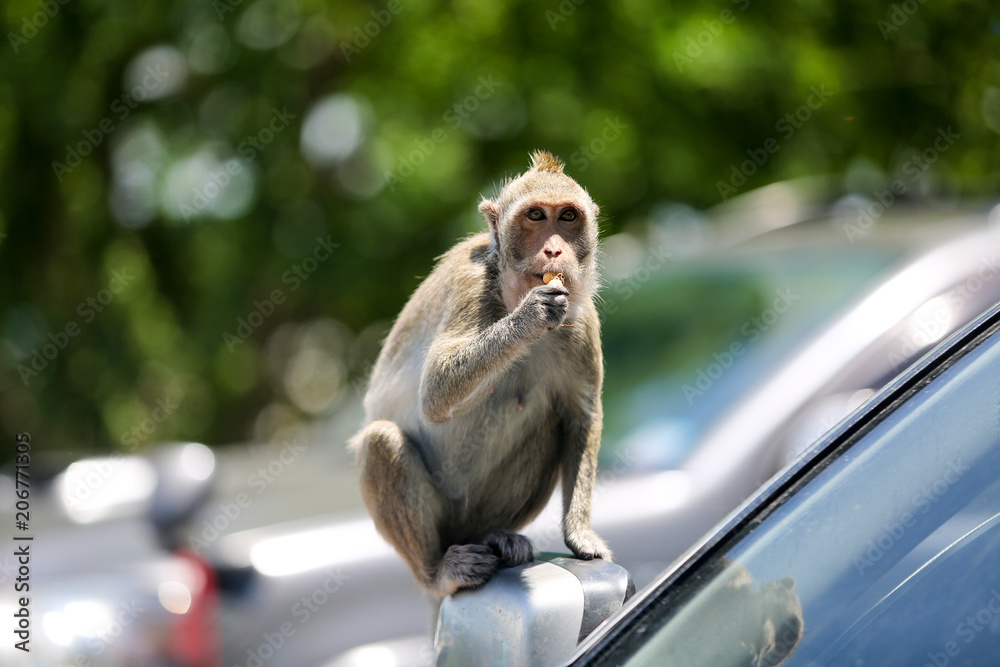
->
543, 272, 572, 327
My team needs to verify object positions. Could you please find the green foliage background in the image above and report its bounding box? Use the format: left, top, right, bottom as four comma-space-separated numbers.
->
1, 0, 998, 461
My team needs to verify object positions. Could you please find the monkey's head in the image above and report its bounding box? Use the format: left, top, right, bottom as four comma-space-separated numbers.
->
478, 150, 600, 314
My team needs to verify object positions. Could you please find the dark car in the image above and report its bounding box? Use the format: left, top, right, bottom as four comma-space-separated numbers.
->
565, 270, 1000, 665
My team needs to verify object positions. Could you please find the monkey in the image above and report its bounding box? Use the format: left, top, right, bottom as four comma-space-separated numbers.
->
349, 150, 610, 598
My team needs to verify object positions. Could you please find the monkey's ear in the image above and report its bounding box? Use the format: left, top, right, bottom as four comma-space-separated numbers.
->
479, 199, 500, 232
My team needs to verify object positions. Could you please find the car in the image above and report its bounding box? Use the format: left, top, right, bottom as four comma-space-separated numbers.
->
204, 187, 1000, 665
0, 442, 222, 667
559, 257, 1000, 666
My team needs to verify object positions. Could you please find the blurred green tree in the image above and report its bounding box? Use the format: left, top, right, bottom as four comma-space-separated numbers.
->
1, 0, 997, 462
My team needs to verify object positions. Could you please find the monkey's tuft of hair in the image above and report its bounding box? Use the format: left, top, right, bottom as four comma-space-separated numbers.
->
529, 149, 566, 174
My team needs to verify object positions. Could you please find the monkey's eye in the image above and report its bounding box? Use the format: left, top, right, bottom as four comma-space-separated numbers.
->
559, 209, 578, 222
526, 207, 545, 221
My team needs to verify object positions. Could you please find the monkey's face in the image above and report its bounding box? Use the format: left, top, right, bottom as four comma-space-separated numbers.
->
479, 154, 600, 313
513, 200, 588, 277
496, 191, 598, 313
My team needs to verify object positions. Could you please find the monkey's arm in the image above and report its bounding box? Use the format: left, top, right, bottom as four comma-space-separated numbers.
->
419, 305, 543, 425
561, 389, 612, 560
560, 321, 612, 561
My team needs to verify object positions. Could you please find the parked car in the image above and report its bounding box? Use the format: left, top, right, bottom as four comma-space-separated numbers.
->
0, 442, 222, 667
205, 187, 1000, 665
563, 267, 1000, 666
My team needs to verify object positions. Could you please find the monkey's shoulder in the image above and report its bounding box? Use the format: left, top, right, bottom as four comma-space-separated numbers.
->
373, 235, 495, 368
418, 234, 500, 326
427, 233, 494, 290
432, 232, 493, 267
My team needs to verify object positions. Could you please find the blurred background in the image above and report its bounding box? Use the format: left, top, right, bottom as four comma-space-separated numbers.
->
3, 0, 1000, 665
1, 0, 999, 458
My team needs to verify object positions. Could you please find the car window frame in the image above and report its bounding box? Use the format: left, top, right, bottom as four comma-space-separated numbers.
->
568, 297, 1000, 666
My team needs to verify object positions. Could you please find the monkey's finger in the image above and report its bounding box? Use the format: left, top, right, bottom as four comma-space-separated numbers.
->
538, 283, 569, 295
544, 300, 569, 316
548, 294, 569, 307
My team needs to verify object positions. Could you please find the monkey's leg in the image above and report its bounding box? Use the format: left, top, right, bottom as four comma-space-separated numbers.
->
355, 420, 498, 597
480, 529, 534, 567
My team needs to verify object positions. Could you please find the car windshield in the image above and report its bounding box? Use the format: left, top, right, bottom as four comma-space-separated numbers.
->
605, 308, 1000, 666
600, 243, 899, 470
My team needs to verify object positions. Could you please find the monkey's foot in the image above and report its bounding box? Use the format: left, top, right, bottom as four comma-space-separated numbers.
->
481, 530, 534, 568
435, 544, 499, 597
566, 528, 613, 561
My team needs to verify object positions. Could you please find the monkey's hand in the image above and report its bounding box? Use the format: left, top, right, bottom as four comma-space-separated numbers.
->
516, 283, 569, 331
566, 528, 613, 561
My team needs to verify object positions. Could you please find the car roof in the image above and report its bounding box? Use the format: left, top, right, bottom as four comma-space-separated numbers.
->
683, 214, 1000, 480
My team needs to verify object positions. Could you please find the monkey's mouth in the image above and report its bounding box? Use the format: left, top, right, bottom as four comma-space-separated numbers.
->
533, 272, 568, 286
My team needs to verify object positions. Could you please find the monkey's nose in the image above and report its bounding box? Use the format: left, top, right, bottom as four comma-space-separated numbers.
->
544, 248, 563, 258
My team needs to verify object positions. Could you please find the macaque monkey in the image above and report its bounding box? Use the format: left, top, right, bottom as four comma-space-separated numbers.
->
349, 150, 610, 597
